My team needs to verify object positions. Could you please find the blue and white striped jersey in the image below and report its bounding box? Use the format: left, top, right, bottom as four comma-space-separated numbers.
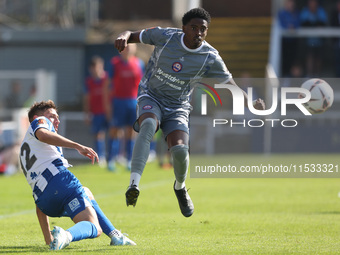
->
20, 116, 71, 200
138, 27, 232, 109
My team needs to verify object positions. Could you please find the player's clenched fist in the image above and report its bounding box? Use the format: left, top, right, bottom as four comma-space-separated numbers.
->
114, 31, 131, 52
253, 98, 265, 110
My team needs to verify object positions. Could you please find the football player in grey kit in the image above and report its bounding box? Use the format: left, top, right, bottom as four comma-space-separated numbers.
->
114, 7, 265, 217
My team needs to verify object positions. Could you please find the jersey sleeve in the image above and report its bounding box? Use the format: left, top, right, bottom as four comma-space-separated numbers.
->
140, 27, 179, 46
204, 55, 232, 84
31, 117, 54, 139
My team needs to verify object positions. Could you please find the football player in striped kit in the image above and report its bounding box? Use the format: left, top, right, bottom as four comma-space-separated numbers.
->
20, 100, 136, 250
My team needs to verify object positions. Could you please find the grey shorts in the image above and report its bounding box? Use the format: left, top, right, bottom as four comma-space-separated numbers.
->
133, 96, 190, 139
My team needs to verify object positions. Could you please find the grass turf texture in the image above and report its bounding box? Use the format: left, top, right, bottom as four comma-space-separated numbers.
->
1, 154, 340, 254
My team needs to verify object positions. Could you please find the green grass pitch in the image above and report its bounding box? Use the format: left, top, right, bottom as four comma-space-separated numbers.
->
1, 154, 340, 254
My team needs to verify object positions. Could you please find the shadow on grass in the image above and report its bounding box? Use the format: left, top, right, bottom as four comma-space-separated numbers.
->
0, 246, 47, 253
316, 211, 340, 215
0, 246, 132, 254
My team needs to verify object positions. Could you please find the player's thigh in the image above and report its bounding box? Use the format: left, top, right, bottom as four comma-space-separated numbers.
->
72, 205, 98, 225
72, 206, 102, 237
167, 130, 189, 148
36, 170, 89, 218
161, 108, 189, 147
134, 96, 161, 132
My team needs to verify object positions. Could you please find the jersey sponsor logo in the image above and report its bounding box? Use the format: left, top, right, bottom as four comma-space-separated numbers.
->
68, 198, 81, 212
142, 105, 153, 110
172, 62, 182, 72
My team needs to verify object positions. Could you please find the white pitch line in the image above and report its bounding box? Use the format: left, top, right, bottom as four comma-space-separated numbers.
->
0, 178, 174, 220
0, 209, 35, 220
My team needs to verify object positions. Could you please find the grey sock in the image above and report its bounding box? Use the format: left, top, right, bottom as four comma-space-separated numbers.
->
131, 118, 157, 175
170, 144, 189, 184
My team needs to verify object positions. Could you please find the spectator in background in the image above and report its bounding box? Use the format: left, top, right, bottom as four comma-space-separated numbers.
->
83, 56, 110, 167
331, 0, 340, 77
0, 124, 19, 176
278, 0, 300, 76
300, 0, 328, 77
6, 80, 22, 109
23, 84, 37, 108
281, 62, 305, 88
107, 44, 144, 171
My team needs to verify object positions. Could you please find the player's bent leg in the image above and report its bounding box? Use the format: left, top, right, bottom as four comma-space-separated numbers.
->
170, 144, 194, 217
50, 207, 101, 250
167, 131, 194, 217
83, 187, 136, 245
131, 115, 158, 177
170, 144, 189, 184
126, 114, 158, 207
84, 186, 114, 236
71, 206, 102, 237
167, 130, 189, 188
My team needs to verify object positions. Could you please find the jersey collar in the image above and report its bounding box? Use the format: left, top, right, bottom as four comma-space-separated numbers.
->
181, 33, 205, 52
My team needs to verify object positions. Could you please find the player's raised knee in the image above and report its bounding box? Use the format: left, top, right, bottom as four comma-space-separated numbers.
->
83, 187, 95, 200
170, 144, 189, 162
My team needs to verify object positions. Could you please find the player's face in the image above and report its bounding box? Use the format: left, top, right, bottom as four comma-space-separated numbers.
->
43, 108, 60, 132
182, 18, 208, 49
89, 63, 103, 79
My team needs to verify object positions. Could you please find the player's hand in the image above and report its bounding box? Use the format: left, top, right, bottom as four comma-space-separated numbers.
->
253, 98, 265, 110
114, 31, 131, 52
76, 145, 99, 164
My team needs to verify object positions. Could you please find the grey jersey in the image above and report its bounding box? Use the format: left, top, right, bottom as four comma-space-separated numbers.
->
138, 27, 232, 109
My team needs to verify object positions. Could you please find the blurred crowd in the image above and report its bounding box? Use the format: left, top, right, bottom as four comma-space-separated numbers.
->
278, 0, 340, 77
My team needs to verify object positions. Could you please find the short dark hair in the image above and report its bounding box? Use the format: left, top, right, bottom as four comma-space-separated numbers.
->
28, 100, 57, 123
182, 7, 211, 26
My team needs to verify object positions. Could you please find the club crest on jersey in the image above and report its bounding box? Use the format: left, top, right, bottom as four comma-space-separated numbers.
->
143, 105, 153, 110
37, 119, 46, 125
172, 62, 182, 72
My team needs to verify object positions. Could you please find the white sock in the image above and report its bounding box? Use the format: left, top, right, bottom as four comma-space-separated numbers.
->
130, 172, 141, 187
109, 229, 122, 238
66, 231, 73, 242
174, 180, 185, 190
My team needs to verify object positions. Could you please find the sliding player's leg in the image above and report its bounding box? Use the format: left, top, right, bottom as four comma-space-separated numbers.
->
83, 187, 136, 246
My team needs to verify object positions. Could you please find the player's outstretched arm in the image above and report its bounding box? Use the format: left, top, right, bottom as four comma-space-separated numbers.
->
36, 205, 53, 245
35, 128, 99, 164
114, 30, 141, 52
